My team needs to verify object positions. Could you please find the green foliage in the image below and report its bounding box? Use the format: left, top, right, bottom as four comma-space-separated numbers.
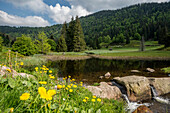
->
0, 66, 125, 113
47, 39, 57, 51
161, 67, 170, 73
134, 33, 141, 40
12, 35, 36, 56
0, 36, 3, 52
56, 35, 67, 52
35, 32, 51, 54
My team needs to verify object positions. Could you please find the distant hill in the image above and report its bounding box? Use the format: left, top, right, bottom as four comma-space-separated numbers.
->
0, 2, 169, 48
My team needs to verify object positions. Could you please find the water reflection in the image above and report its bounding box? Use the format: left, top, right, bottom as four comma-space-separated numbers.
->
47, 58, 170, 85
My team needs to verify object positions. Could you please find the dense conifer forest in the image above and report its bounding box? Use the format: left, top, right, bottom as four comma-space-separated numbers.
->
0, 2, 169, 48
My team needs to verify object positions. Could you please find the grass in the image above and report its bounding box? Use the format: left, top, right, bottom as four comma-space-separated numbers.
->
101, 51, 170, 58
0, 64, 125, 113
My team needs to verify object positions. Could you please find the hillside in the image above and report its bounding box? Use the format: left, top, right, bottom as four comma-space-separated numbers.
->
0, 2, 170, 48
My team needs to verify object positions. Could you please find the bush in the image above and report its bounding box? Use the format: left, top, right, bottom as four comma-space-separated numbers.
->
12, 35, 37, 56
0, 36, 3, 52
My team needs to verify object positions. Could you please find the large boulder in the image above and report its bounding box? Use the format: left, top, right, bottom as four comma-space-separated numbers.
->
148, 77, 170, 96
0, 66, 34, 78
113, 76, 151, 101
87, 82, 122, 100
132, 105, 153, 113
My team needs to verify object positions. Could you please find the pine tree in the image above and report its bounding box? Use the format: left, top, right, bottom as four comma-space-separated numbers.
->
72, 16, 86, 52
67, 18, 75, 51
56, 34, 67, 52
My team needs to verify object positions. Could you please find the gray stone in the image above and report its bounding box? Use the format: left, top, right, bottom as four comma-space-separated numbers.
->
146, 68, 155, 73
131, 70, 140, 73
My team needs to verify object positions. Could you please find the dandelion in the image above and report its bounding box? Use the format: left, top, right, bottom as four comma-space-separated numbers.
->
83, 99, 87, 102
67, 85, 71, 88
66, 87, 68, 90
20, 93, 30, 100
40, 71, 42, 73
49, 70, 52, 73
4, 65, 6, 67
91, 99, 95, 102
39, 81, 47, 84
62, 85, 65, 88
85, 97, 89, 100
48, 104, 50, 108
73, 85, 77, 88
69, 89, 73, 92
44, 71, 47, 73
97, 98, 101, 102
6, 69, 11, 73
57, 85, 62, 89
50, 76, 55, 79
47, 89, 56, 97
63, 78, 66, 80
72, 79, 75, 81
93, 96, 96, 98
20, 62, 24, 66
38, 87, 56, 101
35, 67, 38, 71
68, 76, 71, 78
10, 107, 14, 112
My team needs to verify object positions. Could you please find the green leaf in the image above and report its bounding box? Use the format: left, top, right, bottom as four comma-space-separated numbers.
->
50, 103, 58, 110
22, 80, 32, 87
8, 78, 16, 88
0, 78, 7, 83
88, 108, 94, 113
3, 108, 11, 113
96, 109, 101, 113
81, 110, 86, 113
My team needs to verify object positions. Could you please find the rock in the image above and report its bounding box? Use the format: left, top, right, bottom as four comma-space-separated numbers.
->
87, 82, 122, 100
148, 77, 170, 96
131, 70, 140, 73
99, 76, 104, 79
0, 66, 34, 79
104, 72, 111, 78
132, 105, 153, 113
146, 68, 155, 73
113, 76, 151, 101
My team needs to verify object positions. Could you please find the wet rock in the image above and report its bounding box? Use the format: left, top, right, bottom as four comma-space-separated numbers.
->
146, 68, 155, 73
132, 105, 153, 113
87, 82, 122, 100
131, 70, 140, 73
113, 76, 151, 101
104, 72, 111, 78
148, 77, 170, 96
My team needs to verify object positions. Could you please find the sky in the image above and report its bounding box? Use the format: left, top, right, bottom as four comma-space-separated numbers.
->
0, 0, 169, 27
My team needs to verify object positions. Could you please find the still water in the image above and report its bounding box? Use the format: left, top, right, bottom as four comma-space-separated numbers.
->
47, 58, 170, 85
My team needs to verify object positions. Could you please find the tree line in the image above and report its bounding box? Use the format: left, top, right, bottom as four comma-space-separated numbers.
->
0, 2, 169, 50
0, 16, 86, 55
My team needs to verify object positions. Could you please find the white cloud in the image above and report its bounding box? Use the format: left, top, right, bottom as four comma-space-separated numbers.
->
68, 0, 170, 12
0, 10, 50, 27
2, 0, 49, 14
49, 4, 91, 23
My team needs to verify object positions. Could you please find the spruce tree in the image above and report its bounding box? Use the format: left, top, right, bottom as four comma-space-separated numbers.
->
67, 17, 75, 51
56, 34, 67, 52
72, 16, 86, 52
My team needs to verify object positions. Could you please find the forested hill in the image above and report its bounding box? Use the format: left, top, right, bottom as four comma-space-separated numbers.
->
0, 2, 170, 48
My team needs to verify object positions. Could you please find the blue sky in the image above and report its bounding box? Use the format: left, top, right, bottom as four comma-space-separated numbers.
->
0, 0, 169, 27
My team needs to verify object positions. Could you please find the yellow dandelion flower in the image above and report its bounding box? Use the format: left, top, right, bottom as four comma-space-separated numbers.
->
44, 71, 47, 73
70, 84, 73, 86
4, 65, 6, 67
66, 87, 68, 90
39, 81, 47, 84
35, 67, 38, 71
80, 82, 83, 84
67, 85, 71, 88
50, 76, 55, 79
73, 85, 77, 88
49, 70, 52, 73
91, 99, 95, 102
10, 107, 14, 112
20, 62, 24, 66
20, 93, 30, 100
62, 85, 65, 88
97, 98, 101, 102
72, 79, 75, 81
83, 99, 87, 102
68, 76, 71, 78
6, 69, 11, 73
47, 89, 56, 97
93, 96, 96, 98
40, 71, 42, 73
85, 97, 89, 100
38, 87, 47, 99
63, 78, 66, 80
57, 85, 62, 89
69, 89, 73, 92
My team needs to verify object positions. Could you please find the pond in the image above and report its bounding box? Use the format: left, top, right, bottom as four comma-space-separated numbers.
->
47, 58, 170, 85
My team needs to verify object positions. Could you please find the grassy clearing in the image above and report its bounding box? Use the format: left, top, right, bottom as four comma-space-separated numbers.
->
101, 51, 170, 58
0, 64, 125, 113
